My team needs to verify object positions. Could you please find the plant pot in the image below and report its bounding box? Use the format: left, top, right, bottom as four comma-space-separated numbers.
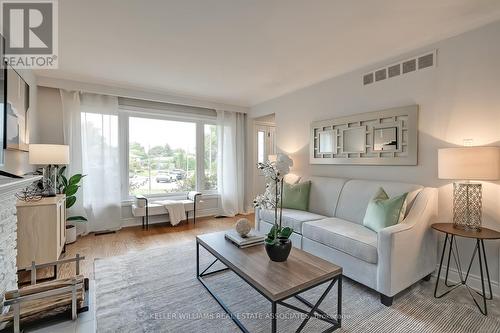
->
66, 224, 77, 244
265, 237, 292, 262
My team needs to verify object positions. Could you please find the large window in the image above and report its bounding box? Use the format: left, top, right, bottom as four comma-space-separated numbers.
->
127, 115, 217, 197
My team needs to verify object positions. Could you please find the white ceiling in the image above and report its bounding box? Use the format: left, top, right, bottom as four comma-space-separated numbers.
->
35, 0, 500, 107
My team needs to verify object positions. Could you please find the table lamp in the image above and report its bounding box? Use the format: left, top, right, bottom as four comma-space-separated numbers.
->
29, 144, 70, 197
438, 147, 500, 230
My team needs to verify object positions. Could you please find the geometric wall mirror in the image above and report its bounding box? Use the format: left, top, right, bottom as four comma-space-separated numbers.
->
310, 105, 418, 165
373, 127, 397, 151
341, 126, 366, 154
318, 129, 336, 154
373, 121, 402, 152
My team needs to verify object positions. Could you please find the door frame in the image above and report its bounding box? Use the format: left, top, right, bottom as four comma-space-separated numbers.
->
252, 120, 276, 202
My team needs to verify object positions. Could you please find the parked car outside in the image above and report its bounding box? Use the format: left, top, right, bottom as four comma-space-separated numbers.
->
156, 172, 176, 183
170, 169, 186, 180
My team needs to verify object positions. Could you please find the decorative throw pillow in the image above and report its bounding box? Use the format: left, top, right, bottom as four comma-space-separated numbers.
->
363, 187, 408, 232
282, 181, 311, 211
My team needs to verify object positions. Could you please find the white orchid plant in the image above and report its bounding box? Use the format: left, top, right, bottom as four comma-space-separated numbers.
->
253, 154, 294, 245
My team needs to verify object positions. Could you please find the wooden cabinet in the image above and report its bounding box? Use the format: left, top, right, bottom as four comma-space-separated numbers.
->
16, 195, 66, 269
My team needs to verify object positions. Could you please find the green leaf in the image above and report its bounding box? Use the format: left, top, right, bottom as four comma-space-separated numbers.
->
264, 237, 276, 245
61, 175, 68, 187
267, 225, 277, 241
58, 166, 66, 176
66, 196, 76, 209
67, 216, 87, 222
64, 184, 79, 197
279, 227, 293, 239
68, 174, 85, 186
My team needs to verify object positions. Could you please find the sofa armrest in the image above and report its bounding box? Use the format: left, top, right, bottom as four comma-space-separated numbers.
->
377, 187, 438, 296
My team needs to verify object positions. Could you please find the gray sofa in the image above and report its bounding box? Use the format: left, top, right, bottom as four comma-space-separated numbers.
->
255, 176, 438, 305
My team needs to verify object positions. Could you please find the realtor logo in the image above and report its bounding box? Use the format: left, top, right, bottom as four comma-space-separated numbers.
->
0, 0, 58, 68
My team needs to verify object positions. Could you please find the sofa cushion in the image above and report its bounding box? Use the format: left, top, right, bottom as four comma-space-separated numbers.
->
303, 217, 378, 264
335, 179, 422, 225
307, 177, 347, 217
259, 208, 326, 234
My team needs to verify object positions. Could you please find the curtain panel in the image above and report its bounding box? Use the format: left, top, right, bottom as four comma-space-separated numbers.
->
60, 90, 122, 233
217, 110, 246, 216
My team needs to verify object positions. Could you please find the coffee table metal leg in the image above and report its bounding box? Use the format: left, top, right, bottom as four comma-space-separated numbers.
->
337, 275, 342, 328
282, 276, 341, 332
296, 278, 336, 333
271, 301, 277, 333
197, 244, 249, 333
196, 240, 200, 277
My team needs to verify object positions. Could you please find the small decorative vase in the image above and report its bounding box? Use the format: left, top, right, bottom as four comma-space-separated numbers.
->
265, 237, 292, 262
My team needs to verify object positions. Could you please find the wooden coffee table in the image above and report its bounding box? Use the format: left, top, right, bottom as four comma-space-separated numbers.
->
196, 231, 342, 332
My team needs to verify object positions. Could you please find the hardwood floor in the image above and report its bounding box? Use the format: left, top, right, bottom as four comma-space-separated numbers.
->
56, 214, 254, 280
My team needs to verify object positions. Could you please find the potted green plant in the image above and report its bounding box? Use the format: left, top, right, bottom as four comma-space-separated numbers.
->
253, 154, 294, 262
57, 166, 87, 244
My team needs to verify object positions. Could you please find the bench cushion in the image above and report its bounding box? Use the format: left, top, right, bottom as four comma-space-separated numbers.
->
303, 217, 378, 264
259, 208, 325, 234
131, 199, 194, 217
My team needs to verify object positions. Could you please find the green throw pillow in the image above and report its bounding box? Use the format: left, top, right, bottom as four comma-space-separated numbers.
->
363, 188, 408, 232
282, 181, 311, 211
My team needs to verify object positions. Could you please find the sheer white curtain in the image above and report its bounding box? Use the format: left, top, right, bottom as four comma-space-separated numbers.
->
80, 93, 122, 232
60, 90, 86, 234
217, 110, 246, 216
60, 90, 122, 232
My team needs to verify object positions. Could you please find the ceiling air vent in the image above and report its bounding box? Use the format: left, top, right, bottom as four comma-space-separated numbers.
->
375, 69, 386, 81
402, 59, 416, 74
363, 73, 374, 85
388, 64, 400, 78
418, 53, 434, 69
363, 50, 436, 86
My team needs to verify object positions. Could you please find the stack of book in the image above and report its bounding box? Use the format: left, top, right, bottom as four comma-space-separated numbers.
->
225, 229, 265, 248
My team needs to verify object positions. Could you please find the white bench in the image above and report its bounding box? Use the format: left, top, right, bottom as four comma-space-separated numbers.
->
131, 191, 201, 229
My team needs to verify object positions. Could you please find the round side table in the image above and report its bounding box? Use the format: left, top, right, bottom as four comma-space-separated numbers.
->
431, 223, 500, 315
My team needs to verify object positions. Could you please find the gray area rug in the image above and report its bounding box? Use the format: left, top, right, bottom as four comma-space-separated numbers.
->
95, 242, 500, 333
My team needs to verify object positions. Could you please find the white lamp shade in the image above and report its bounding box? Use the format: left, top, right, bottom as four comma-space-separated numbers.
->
29, 144, 70, 165
438, 147, 500, 180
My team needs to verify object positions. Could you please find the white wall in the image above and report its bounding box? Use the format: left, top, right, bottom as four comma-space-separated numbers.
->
249, 21, 500, 293
37, 86, 64, 145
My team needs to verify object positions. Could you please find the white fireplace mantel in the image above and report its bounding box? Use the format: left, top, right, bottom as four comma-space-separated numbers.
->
0, 175, 42, 316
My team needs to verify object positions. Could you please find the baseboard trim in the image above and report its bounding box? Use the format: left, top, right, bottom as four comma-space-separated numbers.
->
120, 208, 221, 228
433, 264, 500, 298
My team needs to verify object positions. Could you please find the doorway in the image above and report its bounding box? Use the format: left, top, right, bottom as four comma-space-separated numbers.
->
253, 114, 276, 199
